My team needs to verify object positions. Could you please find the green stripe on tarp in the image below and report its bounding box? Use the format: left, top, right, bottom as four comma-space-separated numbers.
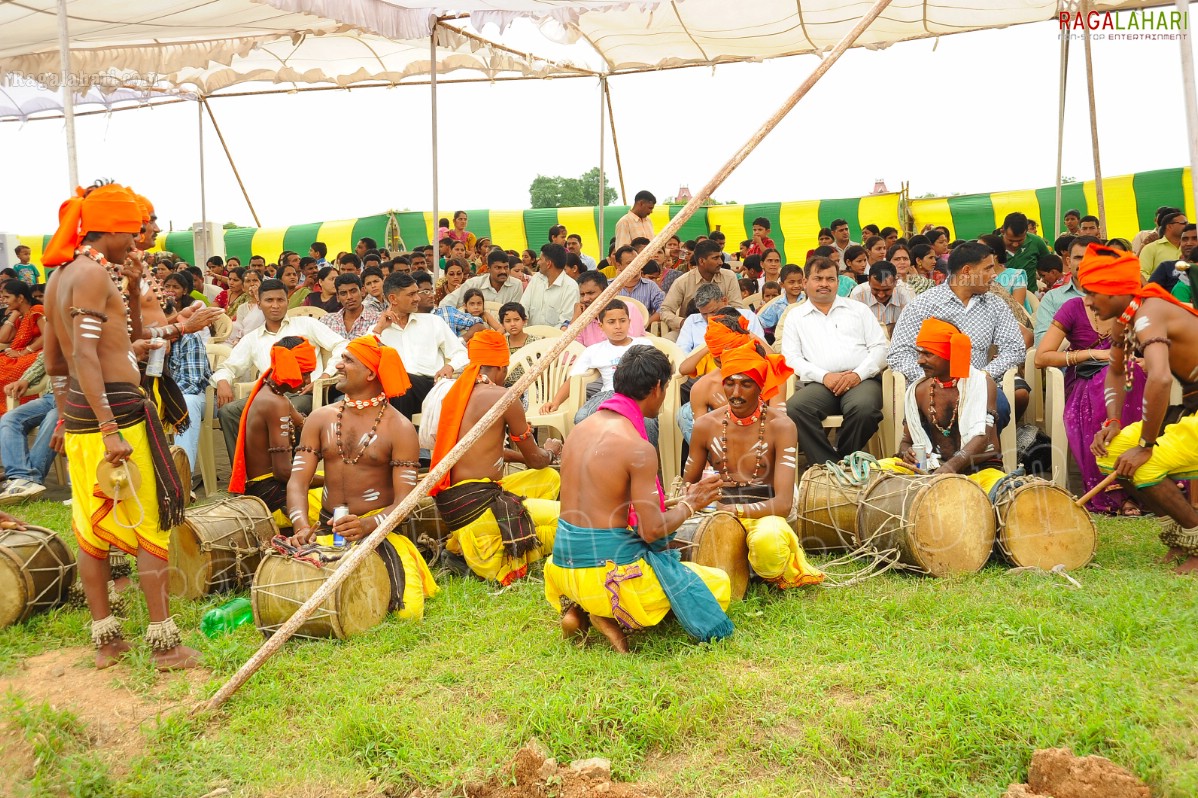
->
523, 209, 559, 252
223, 228, 255, 265
1034, 183, 1088, 240
744, 202, 784, 263
465, 209, 492, 245
946, 194, 996, 239
350, 215, 388, 253
282, 223, 323, 262
668, 205, 709, 244
163, 231, 195, 265
1132, 168, 1186, 232
817, 198, 861, 242
594, 206, 629, 257
396, 212, 430, 249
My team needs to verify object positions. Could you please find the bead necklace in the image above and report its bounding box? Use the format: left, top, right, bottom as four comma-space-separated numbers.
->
728, 400, 765, 426
933, 377, 958, 389
336, 399, 388, 466
77, 245, 132, 337
719, 406, 767, 486
1118, 299, 1142, 395
343, 392, 386, 410
928, 379, 959, 437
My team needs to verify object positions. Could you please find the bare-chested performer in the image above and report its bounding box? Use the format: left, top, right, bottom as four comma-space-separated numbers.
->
883, 318, 1006, 493
42, 182, 198, 670
430, 330, 562, 584
684, 340, 825, 589
228, 336, 322, 530
544, 345, 730, 653
1082, 244, 1198, 574
680, 312, 782, 437
287, 334, 438, 619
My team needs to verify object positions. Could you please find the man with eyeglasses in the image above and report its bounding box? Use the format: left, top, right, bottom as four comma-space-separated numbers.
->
1140, 211, 1188, 280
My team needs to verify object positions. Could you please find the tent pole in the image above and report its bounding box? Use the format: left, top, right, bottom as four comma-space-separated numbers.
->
197, 101, 209, 265
1179, 0, 1198, 219
430, 28, 440, 247
598, 77, 606, 258
202, 0, 896, 715
1054, 15, 1070, 242
56, 0, 78, 190
1081, 0, 1105, 237
604, 79, 627, 204
202, 97, 261, 227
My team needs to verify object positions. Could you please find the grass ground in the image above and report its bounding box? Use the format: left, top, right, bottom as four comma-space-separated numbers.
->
0, 499, 1195, 797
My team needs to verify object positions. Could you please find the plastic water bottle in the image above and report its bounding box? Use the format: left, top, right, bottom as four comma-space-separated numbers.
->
702, 467, 720, 511
200, 597, 253, 638
145, 337, 166, 377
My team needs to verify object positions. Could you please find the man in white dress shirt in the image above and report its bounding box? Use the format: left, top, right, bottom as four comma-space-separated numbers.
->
373, 271, 469, 419
781, 257, 889, 465
438, 250, 524, 309
521, 243, 580, 328
212, 278, 350, 459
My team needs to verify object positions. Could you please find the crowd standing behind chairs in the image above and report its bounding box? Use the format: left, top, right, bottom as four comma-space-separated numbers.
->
6, 182, 1198, 666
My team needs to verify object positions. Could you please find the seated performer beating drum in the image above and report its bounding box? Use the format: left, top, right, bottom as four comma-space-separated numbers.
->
684, 339, 825, 589
430, 330, 562, 585
544, 346, 732, 653
228, 336, 322, 529
1082, 244, 1198, 573
886, 318, 1005, 491
287, 335, 438, 619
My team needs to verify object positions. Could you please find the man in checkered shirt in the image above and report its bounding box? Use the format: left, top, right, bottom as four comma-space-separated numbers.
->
887, 241, 1027, 431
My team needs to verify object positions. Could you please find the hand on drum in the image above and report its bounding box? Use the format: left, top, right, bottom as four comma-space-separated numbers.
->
292, 526, 316, 546
685, 472, 723, 511
1091, 421, 1120, 457
0, 511, 25, 530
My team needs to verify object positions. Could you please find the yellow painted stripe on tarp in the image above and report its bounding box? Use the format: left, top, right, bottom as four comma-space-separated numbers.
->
648, 204, 671, 240
1184, 167, 1195, 222
423, 212, 437, 244
857, 193, 901, 233
488, 210, 528, 254
316, 218, 357, 260
706, 205, 747, 249
909, 197, 955, 240
1084, 175, 1139, 241
17, 236, 46, 278
777, 200, 821, 261
252, 227, 289, 265
990, 190, 1040, 231
557, 207, 598, 260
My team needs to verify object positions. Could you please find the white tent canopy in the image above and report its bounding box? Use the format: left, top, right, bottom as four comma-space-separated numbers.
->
0, 84, 190, 122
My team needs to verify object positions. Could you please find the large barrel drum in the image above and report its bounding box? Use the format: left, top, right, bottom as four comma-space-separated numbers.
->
0, 526, 76, 627
673, 512, 750, 601
992, 476, 1097, 571
251, 549, 392, 640
169, 495, 278, 598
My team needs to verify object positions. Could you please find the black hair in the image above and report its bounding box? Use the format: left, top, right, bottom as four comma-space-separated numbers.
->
925, 229, 947, 246
812, 245, 836, 258
565, 252, 584, 272
977, 234, 1008, 265
163, 272, 194, 308
439, 237, 456, 248
317, 265, 339, 282
910, 243, 934, 263
742, 255, 762, 275
361, 254, 380, 266
186, 265, 204, 281
642, 260, 661, 277
206, 255, 224, 268
462, 288, 485, 308
869, 261, 898, 282
599, 299, 628, 321
498, 302, 527, 322
879, 226, 898, 238
908, 234, 930, 248
578, 271, 608, 290
630, 237, 650, 249
614, 245, 635, 264
886, 243, 911, 262
383, 271, 416, 297
488, 249, 510, 266
843, 245, 867, 263
338, 253, 362, 270
548, 224, 567, 240
804, 256, 838, 279
1064, 208, 1081, 220
361, 266, 384, 282
413, 271, 433, 288
259, 278, 287, 297
761, 281, 781, 295
358, 237, 377, 250
540, 243, 567, 270
1, 279, 33, 304
1080, 214, 1101, 226
613, 345, 671, 400
1070, 235, 1103, 252
1036, 254, 1065, 274
310, 242, 327, 258
693, 239, 722, 261
864, 235, 885, 253
946, 241, 993, 275
862, 224, 880, 237
779, 264, 803, 282
817, 227, 833, 240
1002, 212, 1029, 236
751, 216, 771, 231
1053, 234, 1076, 256
738, 277, 758, 295
299, 256, 317, 269
829, 218, 848, 231
633, 190, 656, 205
334, 273, 362, 291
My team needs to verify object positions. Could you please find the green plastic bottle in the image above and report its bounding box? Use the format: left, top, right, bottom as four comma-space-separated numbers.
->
200, 597, 253, 638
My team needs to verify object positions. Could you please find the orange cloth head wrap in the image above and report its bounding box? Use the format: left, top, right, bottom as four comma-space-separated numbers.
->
467, 330, 511, 367
1076, 243, 1142, 296
43, 184, 145, 267
345, 334, 411, 398
704, 315, 751, 358
916, 318, 972, 380
128, 188, 154, 224
269, 338, 318, 390
718, 340, 794, 401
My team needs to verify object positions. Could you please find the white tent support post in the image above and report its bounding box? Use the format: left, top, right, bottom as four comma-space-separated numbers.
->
1054, 16, 1070, 241
604, 79, 627, 205
56, 0, 78, 190
201, 0, 896, 715
198, 100, 208, 247
598, 76, 606, 253
1081, 0, 1105, 237
202, 97, 261, 227
430, 29, 440, 240
1179, 0, 1198, 217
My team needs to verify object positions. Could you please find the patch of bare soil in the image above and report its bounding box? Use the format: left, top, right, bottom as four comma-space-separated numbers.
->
0, 647, 209, 772
1003, 748, 1151, 798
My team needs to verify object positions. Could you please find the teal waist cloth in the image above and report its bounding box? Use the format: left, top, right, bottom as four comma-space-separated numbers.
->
552, 519, 733, 643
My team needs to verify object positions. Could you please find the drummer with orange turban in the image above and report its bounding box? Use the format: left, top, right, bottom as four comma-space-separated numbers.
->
1080, 243, 1198, 573
882, 318, 1005, 491
229, 336, 323, 529
683, 338, 825, 590
430, 329, 562, 584
287, 334, 438, 619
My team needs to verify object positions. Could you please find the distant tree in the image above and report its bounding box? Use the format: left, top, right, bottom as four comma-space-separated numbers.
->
529, 167, 618, 208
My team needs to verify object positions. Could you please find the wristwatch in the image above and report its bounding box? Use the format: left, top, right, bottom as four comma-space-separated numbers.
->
1139, 437, 1157, 448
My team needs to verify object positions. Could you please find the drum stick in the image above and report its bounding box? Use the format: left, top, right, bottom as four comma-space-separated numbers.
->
1076, 472, 1120, 506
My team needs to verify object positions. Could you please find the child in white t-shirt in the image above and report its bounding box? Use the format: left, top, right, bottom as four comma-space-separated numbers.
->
540, 299, 652, 412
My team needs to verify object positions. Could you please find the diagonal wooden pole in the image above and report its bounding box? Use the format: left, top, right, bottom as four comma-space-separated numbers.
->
1081, 0, 1106, 237
202, 0, 895, 714
202, 97, 261, 228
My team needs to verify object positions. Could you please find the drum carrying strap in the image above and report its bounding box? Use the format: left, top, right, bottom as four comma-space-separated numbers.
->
987, 467, 1026, 503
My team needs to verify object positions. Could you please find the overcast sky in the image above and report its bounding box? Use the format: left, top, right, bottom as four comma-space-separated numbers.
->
1, 16, 1195, 235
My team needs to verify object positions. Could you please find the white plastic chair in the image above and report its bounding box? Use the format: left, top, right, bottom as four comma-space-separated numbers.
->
645, 335, 687, 488
200, 342, 231, 497
515, 338, 586, 439
523, 325, 564, 339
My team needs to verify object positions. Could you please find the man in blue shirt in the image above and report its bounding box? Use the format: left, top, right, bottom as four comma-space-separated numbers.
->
1034, 236, 1100, 345
678, 283, 765, 354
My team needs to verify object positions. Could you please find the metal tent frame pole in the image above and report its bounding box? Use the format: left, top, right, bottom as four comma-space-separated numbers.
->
1179, 0, 1198, 219
197, 100, 209, 266
604, 79, 627, 205
1054, 15, 1070, 242
202, 97, 261, 227
56, 0, 78, 190
430, 29, 440, 248
1081, 0, 1106, 237
598, 77, 606, 258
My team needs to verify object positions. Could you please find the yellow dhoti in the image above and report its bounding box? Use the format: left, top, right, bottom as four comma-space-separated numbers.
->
875, 457, 1006, 494
741, 515, 825, 588
66, 422, 169, 561
443, 467, 561, 584
1096, 415, 1198, 487
385, 530, 439, 621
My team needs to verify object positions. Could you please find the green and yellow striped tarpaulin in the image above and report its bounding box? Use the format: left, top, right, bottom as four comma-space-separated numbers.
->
910, 166, 1195, 243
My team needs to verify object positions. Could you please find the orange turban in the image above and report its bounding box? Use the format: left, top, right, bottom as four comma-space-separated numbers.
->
128, 188, 154, 223
704, 315, 751, 358
916, 318, 971, 380
43, 184, 144, 267
269, 338, 318, 390
1077, 243, 1142, 296
345, 334, 411, 398
468, 329, 511, 367
719, 340, 794, 401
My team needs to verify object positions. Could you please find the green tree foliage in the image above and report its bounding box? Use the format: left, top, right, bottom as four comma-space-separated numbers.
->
529, 167, 619, 208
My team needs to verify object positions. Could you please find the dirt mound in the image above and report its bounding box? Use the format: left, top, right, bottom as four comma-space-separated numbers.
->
427, 741, 661, 798
1004, 748, 1151, 798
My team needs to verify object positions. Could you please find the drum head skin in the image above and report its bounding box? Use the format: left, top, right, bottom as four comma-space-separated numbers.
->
997, 480, 1097, 571
796, 466, 860, 551
0, 548, 32, 628
252, 551, 390, 640
169, 495, 278, 599
676, 512, 750, 601
0, 526, 76, 627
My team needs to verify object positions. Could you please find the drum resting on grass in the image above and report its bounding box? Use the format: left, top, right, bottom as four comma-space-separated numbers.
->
992, 476, 1097, 571
795, 464, 863, 552
0, 526, 76, 627
856, 472, 995, 577
672, 511, 750, 601
252, 549, 392, 640
169, 495, 278, 599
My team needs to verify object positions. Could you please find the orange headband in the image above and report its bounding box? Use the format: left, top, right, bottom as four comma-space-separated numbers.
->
468, 329, 510, 368
1077, 243, 1142, 296
915, 318, 971, 380
704, 316, 751, 358
345, 334, 410, 398
269, 338, 318, 390
43, 183, 144, 267
718, 340, 794, 401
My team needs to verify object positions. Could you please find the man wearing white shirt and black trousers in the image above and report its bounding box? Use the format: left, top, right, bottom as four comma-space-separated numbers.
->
212, 279, 350, 460
781, 256, 889, 465
374, 271, 469, 419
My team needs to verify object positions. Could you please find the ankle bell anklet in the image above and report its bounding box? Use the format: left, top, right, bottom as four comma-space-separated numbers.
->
144, 617, 183, 652
91, 615, 123, 648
